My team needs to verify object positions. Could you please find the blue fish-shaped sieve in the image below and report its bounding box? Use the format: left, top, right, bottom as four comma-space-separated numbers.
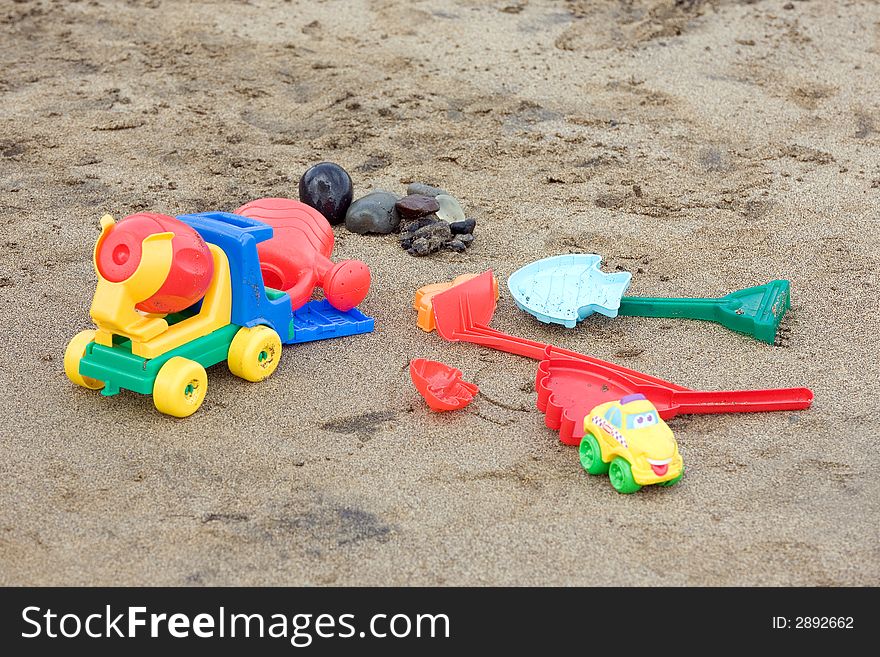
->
507, 254, 632, 328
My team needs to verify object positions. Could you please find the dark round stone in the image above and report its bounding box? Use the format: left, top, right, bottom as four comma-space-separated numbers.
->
395, 194, 440, 220
298, 162, 354, 225
450, 218, 476, 235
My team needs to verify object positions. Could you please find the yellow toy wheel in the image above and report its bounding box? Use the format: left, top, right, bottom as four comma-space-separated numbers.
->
64, 330, 104, 390
153, 357, 208, 418
227, 326, 282, 382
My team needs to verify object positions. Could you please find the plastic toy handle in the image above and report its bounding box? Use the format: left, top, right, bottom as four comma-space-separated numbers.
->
618, 296, 723, 321
461, 324, 547, 359
670, 387, 814, 414
465, 325, 691, 392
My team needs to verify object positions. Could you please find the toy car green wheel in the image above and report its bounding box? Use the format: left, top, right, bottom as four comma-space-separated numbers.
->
153, 357, 208, 418
608, 457, 641, 494
659, 467, 684, 487
579, 432, 609, 475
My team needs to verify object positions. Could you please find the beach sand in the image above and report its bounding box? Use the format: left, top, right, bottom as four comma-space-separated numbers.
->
1, 0, 878, 585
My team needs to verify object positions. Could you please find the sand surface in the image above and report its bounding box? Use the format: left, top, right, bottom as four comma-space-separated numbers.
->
1, 0, 878, 586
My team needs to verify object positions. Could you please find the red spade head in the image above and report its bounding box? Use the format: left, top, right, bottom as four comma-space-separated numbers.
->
431, 270, 498, 340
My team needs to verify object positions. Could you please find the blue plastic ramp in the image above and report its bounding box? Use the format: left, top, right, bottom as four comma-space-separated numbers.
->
286, 300, 375, 345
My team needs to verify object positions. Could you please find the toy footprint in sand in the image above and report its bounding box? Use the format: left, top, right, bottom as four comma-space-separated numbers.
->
507, 254, 632, 328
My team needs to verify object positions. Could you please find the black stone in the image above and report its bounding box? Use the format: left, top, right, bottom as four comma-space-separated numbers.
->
298, 162, 354, 225
450, 218, 476, 235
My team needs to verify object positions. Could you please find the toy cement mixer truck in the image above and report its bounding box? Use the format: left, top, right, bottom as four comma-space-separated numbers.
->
64, 198, 374, 417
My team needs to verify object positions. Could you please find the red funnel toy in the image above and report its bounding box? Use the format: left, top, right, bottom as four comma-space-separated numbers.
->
428, 271, 813, 442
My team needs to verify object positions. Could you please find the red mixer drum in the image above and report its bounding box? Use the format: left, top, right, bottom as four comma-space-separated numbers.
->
235, 198, 371, 312
95, 213, 215, 315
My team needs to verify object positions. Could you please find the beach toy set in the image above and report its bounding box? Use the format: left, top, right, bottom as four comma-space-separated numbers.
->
409, 270, 812, 493
63, 161, 811, 493
65, 198, 373, 417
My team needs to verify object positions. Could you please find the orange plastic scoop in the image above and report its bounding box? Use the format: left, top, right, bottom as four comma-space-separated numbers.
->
414, 273, 499, 332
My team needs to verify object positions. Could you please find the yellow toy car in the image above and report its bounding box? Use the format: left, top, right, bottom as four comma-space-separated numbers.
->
579, 394, 684, 494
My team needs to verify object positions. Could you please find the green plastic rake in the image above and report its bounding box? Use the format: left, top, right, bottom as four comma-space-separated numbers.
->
618, 280, 791, 345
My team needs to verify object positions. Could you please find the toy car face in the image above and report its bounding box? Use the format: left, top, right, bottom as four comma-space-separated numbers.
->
584, 394, 683, 486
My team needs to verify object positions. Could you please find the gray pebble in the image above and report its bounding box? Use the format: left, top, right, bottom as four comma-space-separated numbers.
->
446, 238, 467, 253
435, 194, 466, 223
402, 219, 452, 256
400, 213, 439, 235
406, 182, 448, 198
457, 233, 475, 246
344, 191, 400, 234
409, 237, 432, 256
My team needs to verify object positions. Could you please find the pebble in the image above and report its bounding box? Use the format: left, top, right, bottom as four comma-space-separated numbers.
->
434, 194, 466, 223
298, 162, 354, 225
450, 218, 476, 235
400, 216, 438, 250
395, 194, 440, 220
446, 238, 467, 253
406, 182, 447, 197
400, 213, 439, 235
345, 191, 400, 234
401, 218, 452, 256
